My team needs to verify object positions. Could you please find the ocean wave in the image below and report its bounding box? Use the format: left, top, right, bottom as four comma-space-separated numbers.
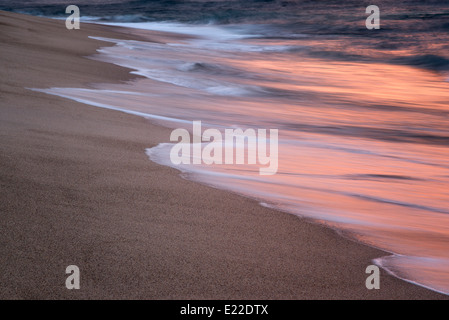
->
392, 54, 449, 72
376, 255, 449, 296
177, 62, 251, 78
345, 193, 449, 215
283, 123, 449, 146
344, 174, 423, 181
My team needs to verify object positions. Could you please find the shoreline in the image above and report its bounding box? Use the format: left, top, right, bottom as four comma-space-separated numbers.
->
0, 10, 446, 299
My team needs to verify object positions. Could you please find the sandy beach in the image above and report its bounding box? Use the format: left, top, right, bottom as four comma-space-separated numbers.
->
0, 10, 446, 299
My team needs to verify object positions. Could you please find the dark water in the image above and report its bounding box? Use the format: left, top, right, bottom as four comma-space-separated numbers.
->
3, 1, 449, 72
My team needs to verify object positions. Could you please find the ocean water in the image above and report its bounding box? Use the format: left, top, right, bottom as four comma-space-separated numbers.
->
5, 0, 449, 295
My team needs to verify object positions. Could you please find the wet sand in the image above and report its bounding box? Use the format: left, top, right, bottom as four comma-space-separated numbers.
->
0, 10, 446, 299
